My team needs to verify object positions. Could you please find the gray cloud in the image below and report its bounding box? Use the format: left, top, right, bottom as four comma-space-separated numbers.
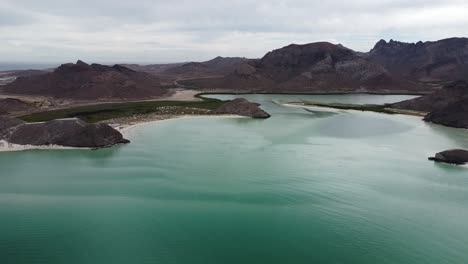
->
0, 0, 467, 63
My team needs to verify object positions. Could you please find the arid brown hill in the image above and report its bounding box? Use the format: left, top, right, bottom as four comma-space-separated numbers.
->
367, 38, 468, 84
4, 60, 169, 100
180, 42, 420, 93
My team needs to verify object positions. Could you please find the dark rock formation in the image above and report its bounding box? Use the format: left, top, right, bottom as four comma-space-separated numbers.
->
368, 38, 468, 83
391, 81, 468, 128
391, 81, 468, 112
429, 149, 468, 165
3, 60, 168, 100
0, 98, 35, 114
0, 117, 129, 148
424, 97, 468, 128
180, 42, 420, 93
213, 98, 271, 118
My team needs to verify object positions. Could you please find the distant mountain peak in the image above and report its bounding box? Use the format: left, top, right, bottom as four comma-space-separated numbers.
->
368, 37, 468, 83
76, 60, 89, 66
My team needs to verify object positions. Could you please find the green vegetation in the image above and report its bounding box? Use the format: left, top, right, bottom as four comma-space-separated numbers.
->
19, 97, 225, 123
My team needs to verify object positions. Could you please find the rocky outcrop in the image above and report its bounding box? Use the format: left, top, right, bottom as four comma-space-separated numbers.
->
429, 149, 468, 165
367, 38, 468, 83
391, 81, 468, 128
391, 81, 468, 112
180, 42, 420, 93
3, 60, 168, 100
423, 97, 468, 128
212, 98, 271, 118
0, 98, 35, 114
0, 117, 129, 148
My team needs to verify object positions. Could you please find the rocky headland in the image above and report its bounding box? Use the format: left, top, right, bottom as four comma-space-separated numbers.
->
0, 116, 129, 149
213, 98, 271, 118
391, 81, 468, 128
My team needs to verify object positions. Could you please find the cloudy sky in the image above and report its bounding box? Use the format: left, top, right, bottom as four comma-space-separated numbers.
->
1, 0, 467, 64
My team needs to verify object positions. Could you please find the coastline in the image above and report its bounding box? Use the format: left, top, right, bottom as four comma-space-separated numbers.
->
114, 114, 246, 136
0, 114, 246, 152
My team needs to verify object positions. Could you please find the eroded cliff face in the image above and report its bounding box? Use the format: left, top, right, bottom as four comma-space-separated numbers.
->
0, 117, 129, 148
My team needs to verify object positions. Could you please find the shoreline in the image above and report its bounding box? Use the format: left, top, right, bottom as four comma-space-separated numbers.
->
0, 114, 246, 152
115, 114, 246, 136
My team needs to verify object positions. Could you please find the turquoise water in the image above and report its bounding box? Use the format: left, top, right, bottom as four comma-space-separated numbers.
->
1, 94, 468, 264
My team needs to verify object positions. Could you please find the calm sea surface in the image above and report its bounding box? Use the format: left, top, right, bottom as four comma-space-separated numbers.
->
1, 94, 468, 264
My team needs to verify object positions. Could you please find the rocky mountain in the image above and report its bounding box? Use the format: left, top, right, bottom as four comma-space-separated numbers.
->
180, 42, 421, 93
0, 116, 129, 148
391, 81, 468, 128
3, 60, 169, 100
367, 38, 468, 84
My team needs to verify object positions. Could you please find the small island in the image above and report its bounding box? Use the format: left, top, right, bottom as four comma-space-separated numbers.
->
429, 149, 468, 165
